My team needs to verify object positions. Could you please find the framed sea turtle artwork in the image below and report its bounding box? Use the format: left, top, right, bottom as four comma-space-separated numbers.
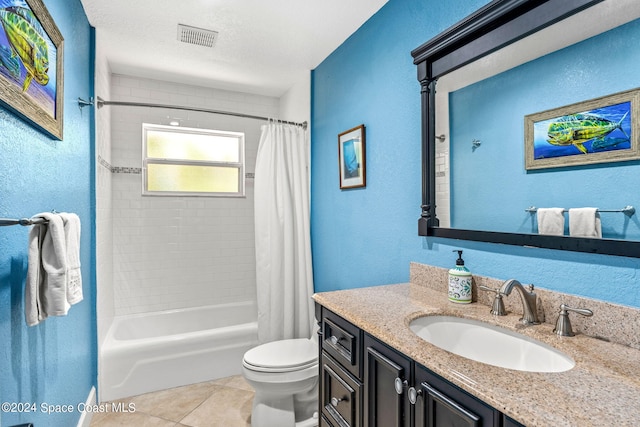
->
338, 124, 366, 189
0, 0, 63, 140
525, 88, 640, 170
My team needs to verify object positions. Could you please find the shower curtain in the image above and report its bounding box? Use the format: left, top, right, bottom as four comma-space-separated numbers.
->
254, 121, 315, 343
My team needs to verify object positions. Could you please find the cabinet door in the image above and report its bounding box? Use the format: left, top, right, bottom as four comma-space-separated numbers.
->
421, 382, 480, 427
414, 364, 499, 427
503, 414, 526, 427
363, 334, 412, 427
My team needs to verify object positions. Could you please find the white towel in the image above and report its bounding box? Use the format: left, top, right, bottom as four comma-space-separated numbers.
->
25, 221, 44, 326
537, 208, 565, 235
60, 212, 83, 306
569, 208, 602, 238
25, 212, 69, 326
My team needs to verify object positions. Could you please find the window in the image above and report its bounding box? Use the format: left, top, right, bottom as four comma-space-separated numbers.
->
142, 124, 245, 197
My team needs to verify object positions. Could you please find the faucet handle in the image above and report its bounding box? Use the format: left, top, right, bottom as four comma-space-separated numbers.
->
478, 285, 506, 316
553, 303, 593, 336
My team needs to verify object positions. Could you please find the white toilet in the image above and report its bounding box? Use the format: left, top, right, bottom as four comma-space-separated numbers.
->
242, 336, 319, 427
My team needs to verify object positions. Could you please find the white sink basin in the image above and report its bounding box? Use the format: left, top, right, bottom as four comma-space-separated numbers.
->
409, 316, 574, 372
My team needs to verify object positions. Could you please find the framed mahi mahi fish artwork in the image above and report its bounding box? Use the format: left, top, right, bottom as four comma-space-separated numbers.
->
525, 88, 640, 170
0, 0, 63, 140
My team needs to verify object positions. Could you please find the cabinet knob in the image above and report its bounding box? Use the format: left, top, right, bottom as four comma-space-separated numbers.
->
330, 396, 347, 407
408, 386, 422, 405
394, 377, 408, 395
330, 335, 340, 346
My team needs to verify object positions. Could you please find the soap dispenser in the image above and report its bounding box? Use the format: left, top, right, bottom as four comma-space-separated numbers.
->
448, 250, 472, 304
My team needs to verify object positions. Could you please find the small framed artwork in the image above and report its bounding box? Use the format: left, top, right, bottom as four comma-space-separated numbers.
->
0, 0, 64, 139
338, 124, 366, 189
525, 88, 640, 170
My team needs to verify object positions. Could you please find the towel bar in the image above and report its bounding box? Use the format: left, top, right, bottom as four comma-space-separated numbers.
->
525, 206, 635, 216
0, 217, 49, 227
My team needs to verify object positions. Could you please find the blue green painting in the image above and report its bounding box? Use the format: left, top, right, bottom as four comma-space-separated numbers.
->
533, 101, 632, 160
0, 0, 57, 118
342, 139, 360, 178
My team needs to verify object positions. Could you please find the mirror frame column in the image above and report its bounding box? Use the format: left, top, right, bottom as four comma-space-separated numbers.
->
418, 59, 438, 235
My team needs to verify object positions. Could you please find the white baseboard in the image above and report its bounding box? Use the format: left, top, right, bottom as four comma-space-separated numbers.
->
77, 386, 96, 427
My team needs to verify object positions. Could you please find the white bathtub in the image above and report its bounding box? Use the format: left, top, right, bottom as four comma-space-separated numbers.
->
100, 301, 258, 402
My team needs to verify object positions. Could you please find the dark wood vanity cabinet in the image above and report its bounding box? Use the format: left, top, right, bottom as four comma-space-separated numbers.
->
363, 334, 498, 427
318, 305, 521, 427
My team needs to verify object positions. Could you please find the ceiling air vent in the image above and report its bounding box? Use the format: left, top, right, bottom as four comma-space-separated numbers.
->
177, 24, 218, 48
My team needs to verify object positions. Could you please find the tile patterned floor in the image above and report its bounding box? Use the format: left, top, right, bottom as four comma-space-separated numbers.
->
90, 375, 254, 427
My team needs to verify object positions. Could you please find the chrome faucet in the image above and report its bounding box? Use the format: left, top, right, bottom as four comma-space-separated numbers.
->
499, 279, 540, 325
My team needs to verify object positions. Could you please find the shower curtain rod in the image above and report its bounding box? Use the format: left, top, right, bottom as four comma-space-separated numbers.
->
94, 97, 308, 129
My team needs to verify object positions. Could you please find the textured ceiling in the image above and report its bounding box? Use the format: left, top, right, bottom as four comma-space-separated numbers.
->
80, 0, 388, 96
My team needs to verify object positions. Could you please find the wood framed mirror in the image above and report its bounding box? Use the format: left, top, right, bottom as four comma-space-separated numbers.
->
411, 0, 640, 257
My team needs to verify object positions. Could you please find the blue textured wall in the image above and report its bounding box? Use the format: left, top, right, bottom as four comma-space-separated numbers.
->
310, 0, 640, 308
450, 19, 640, 240
0, 0, 96, 426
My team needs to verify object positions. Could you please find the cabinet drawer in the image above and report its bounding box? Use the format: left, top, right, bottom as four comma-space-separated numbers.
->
322, 309, 362, 379
321, 352, 362, 427
320, 414, 335, 427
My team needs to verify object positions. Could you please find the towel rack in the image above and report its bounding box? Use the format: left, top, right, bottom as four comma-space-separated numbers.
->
0, 217, 49, 227
525, 206, 636, 216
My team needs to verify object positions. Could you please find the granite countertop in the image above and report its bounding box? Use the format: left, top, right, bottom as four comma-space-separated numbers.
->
313, 283, 640, 427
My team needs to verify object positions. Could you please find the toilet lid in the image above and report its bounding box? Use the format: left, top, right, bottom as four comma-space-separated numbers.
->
243, 338, 318, 372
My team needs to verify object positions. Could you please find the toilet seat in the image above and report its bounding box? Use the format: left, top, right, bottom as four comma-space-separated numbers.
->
243, 338, 318, 373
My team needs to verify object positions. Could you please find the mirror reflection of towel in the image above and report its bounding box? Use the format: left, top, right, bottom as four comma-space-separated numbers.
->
537, 208, 565, 235
569, 208, 602, 238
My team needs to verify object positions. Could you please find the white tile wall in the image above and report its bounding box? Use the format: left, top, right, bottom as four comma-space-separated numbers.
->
109, 74, 279, 315
435, 85, 451, 228
435, 149, 450, 227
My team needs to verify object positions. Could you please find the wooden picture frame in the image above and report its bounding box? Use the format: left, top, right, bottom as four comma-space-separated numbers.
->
0, 0, 64, 139
338, 124, 366, 189
525, 88, 640, 170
